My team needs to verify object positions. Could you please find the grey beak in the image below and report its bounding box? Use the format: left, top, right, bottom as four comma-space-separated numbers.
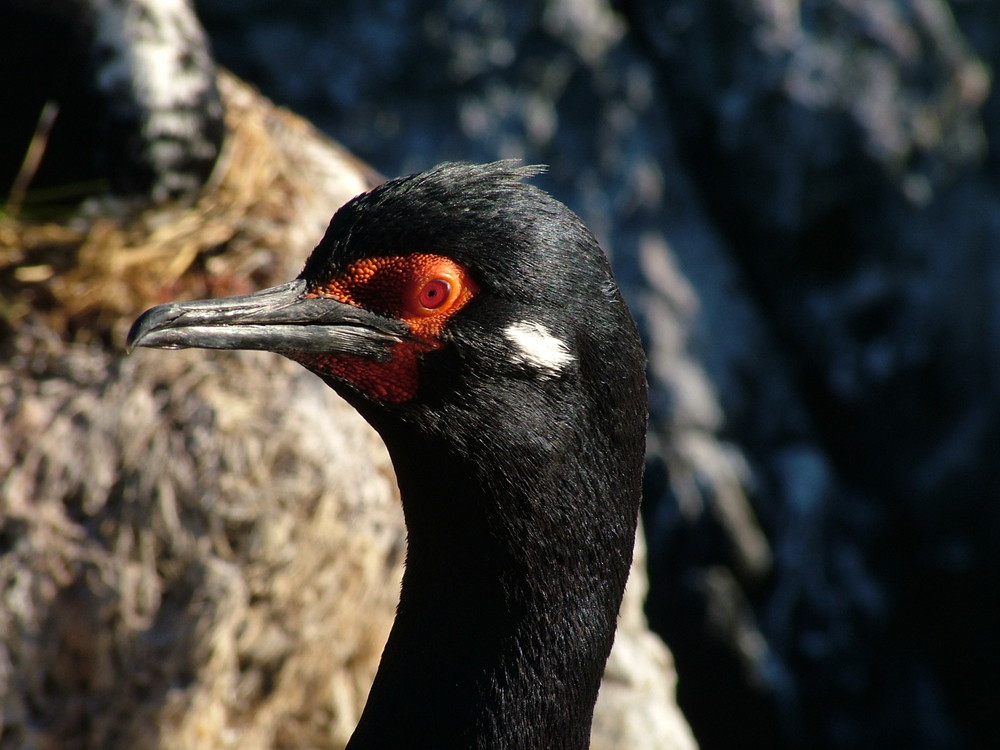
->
127, 279, 406, 361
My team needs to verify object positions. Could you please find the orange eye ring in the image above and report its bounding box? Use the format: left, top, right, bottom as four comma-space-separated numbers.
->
310, 253, 478, 335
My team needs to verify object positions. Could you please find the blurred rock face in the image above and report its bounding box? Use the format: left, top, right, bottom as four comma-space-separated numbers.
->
0, 0, 223, 205
196, 1, 1000, 749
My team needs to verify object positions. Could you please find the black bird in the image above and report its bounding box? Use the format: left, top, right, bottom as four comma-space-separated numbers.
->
127, 161, 647, 749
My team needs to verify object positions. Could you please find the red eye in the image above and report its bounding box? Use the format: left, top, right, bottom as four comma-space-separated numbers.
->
313, 253, 478, 333
418, 278, 452, 310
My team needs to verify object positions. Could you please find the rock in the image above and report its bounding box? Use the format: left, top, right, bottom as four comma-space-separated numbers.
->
595, 529, 698, 750
0, 0, 224, 205
1, 72, 398, 750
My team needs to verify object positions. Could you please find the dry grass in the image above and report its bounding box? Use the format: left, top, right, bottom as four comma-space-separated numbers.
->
0, 72, 377, 345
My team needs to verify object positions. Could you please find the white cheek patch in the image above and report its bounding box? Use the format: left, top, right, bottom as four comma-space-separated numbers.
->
504, 321, 574, 378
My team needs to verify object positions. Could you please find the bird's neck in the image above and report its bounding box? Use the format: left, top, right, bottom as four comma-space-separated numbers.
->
346, 428, 637, 750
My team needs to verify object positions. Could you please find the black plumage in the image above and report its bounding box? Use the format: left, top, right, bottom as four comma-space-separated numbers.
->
128, 161, 647, 749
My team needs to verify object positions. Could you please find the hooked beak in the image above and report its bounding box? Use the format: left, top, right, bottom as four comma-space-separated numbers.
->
127, 279, 406, 360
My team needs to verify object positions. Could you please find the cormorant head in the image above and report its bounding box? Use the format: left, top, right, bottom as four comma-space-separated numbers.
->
128, 161, 643, 442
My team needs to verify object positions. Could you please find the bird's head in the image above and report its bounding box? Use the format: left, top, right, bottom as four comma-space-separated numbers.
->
128, 161, 643, 450
130, 162, 647, 748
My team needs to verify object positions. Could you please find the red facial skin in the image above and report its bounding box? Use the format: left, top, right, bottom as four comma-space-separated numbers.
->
290, 254, 479, 403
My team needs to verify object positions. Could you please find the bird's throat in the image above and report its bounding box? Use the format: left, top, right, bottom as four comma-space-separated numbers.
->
346, 441, 630, 749
348, 552, 616, 749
